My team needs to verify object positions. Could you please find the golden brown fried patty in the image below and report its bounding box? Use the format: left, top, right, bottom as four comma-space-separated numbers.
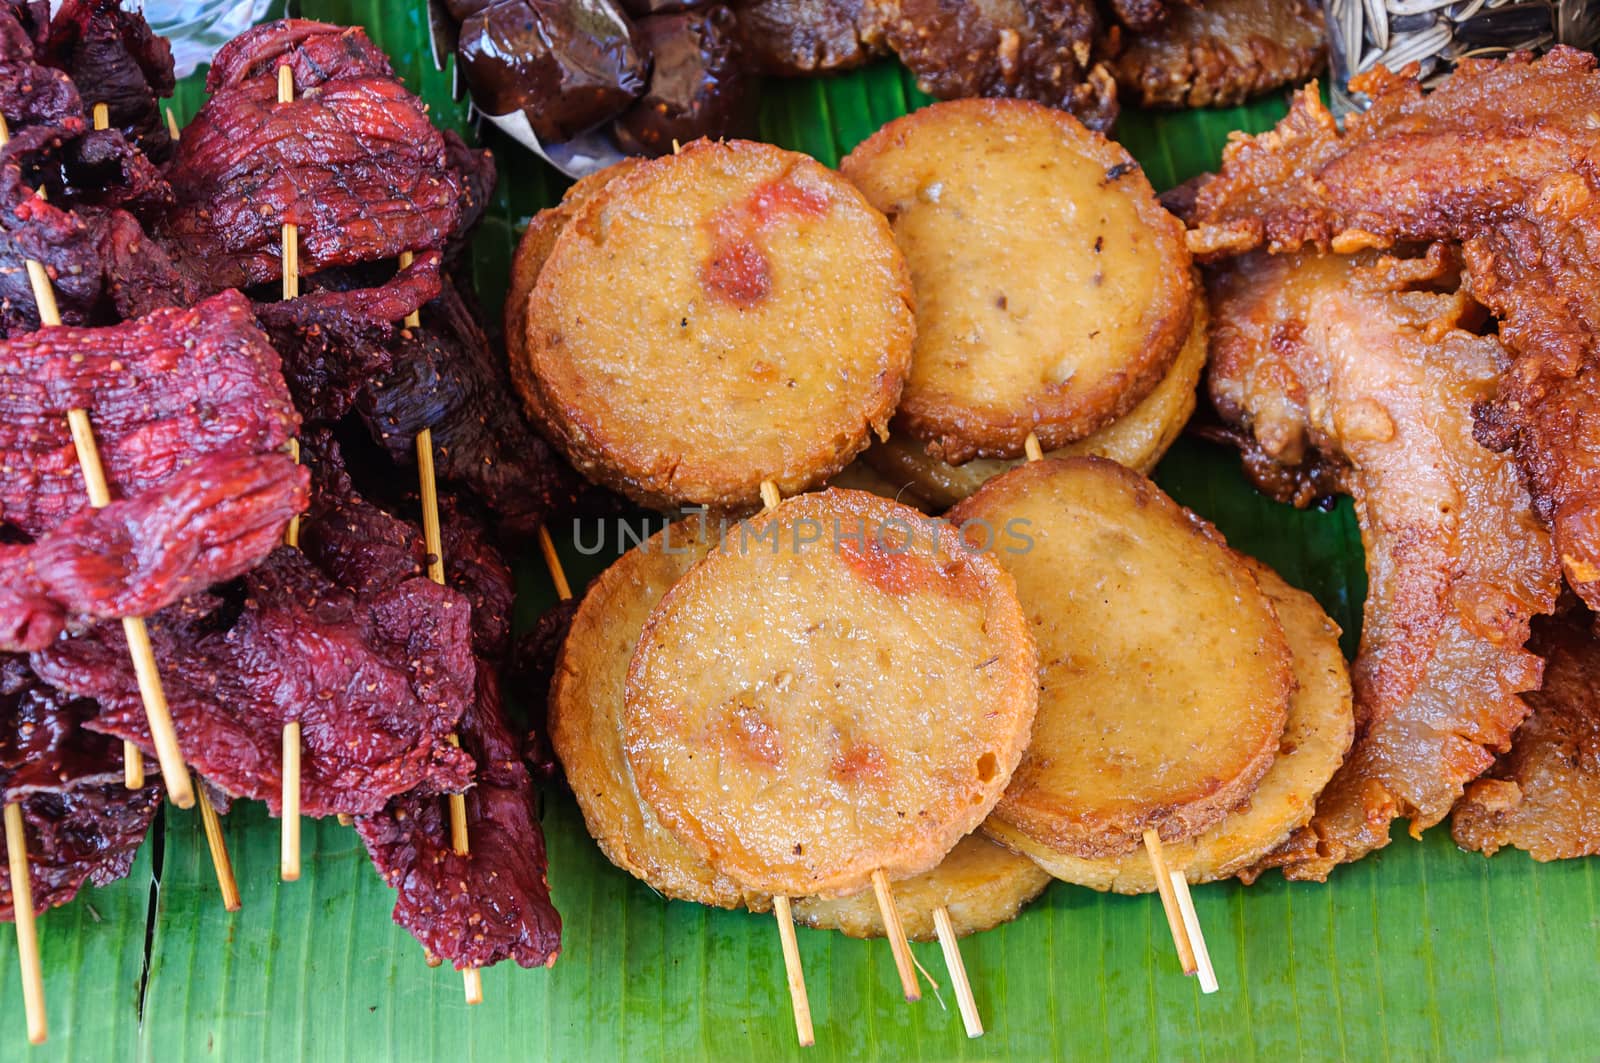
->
519, 140, 915, 511
951, 457, 1292, 858
549, 516, 770, 910
792, 831, 1051, 939
624, 489, 1039, 898
841, 99, 1195, 464
985, 561, 1353, 891
863, 297, 1207, 508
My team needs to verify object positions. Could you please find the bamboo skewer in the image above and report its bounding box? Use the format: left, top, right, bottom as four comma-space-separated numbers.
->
871, 869, 921, 1002
772, 896, 815, 1047
0, 113, 192, 809
195, 777, 241, 912
4, 804, 46, 1044
396, 254, 478, 1002
1170, 871, 1217, 994
932, 907, 982, 1038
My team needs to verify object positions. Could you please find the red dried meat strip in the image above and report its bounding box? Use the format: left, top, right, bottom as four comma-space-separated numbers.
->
40, 0, 176, 163
0, 290, 297, 536
0, 452, 307, 651
160, 19, 463, 292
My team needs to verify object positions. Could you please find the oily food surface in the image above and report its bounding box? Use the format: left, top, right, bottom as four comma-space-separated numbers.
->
862, 298, 1206, 508
1183, 48, 1600, 615
985, 560, 1352, 892
623, 489, 1038, 897
953, 457, 1291, 858
522, 140, 914, 509
840, 98, 1194, 464
791, 830, 1051, 940
550, 516, 769, 910
1207, 249, 1560, 879
1453, 610, 1600, 861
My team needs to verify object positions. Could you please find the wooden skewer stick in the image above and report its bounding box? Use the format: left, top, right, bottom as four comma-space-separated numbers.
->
932, 907, 982, 1038
195, 777, 241, 912
772, 896, 815, 1047
871, 869, 921, 1002
0, 113, 193, 808
1170, 871, 1217, 993
4, 804, 46, 1044
88, 103, 146, 793
164, 106, 181, 142
396, 250, 478, 1000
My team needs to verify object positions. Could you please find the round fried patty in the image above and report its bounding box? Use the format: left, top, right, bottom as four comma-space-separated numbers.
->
985, 561, 1353, 890
624, 489, 1038, 897
951, 457, 1292, 858
841, 98, 1195, 464
791, 831, 1051, 940
520, 140, 915, 510
549, 516, 769, 910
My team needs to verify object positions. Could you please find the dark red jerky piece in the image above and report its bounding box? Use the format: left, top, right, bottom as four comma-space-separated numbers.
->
356, 661, 561, 970
0, 290, 297, 537
161, 21, 461, 293
0, 656, 161, 920
37, 546, 477, 817
356, 273, 591, 540
252, 250, 443, 424
514, 596, 581, 781
41, 0, 175, 163
0, 3, 78, 133
0, 452, 307, 652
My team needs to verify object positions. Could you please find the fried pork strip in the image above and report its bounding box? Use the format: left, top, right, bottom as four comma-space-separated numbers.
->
1185, 48, 1600, 613
1453, 609, 1600, 860
1208, 248, 1560, 879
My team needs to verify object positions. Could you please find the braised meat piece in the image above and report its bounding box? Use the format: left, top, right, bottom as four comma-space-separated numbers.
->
1109, 0, 1170, 32
615, 8, 750, 156
1454, 610, 1600, 860
0, 657, 161, 920
1208, 247, 1561, 880
357, 272, 591, 540
1184, 49, 1600, 613
40, 0, 175, 162
0, 453, 306, 651
453, 0, 647, 143
882, 0, 1117, 130
1107, 0, 1324, 109
732, 0, 886, 75
160, 20, 465, 292
0, 290, 298, 537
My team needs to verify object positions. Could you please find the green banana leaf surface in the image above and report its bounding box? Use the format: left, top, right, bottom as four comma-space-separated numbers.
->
3, 2, 1598, 1059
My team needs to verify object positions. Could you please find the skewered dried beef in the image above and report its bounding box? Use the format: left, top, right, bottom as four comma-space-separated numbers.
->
0, 452, 306, 651
454, 0, 647, 143
513, 596, 580, 781
160, 20, 465, 292
614, 7, 751, 156
0, 657, 161, 920
0, 290, 297, 537
40, 0, 176, 163
356, 271, 592, 539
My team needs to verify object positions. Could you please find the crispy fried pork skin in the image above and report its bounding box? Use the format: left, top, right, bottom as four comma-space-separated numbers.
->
1208, 248, 1561, 879
1453, 610, 1600, 861
161, 20, 463, 292
1107, 0, 1324, 109
1185, 49, 1600, 612
880, 0, 1117, 130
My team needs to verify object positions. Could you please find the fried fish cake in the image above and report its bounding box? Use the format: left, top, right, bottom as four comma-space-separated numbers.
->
863, 297, 1206, 508
985, 561, 1353, 891
549, 516, 770, 910
791, 831, 1051, 940
951, 457, 1292, 858
505, 160, 642, 423
840, 99, 1195, 464
624, 489, 1039, 898
519, 140, 915, 511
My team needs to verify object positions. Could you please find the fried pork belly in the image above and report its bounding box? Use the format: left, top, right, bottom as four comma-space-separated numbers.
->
1107, 0, 1324, 109
1453, 610, 1600, 861
1208, 248, 1561, 879
1185, 48, 1600, 614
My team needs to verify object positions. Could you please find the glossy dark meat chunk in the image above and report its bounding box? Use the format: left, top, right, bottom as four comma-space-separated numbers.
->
0, 290, 297, 537
356, 660, 561, 970
254, 251, 442, 424
356, 273, 592, 540
615, 7, 750, 156
0, 452, 307, 651
0, 657, 161, 920
455, 0, 647, 142
160, 20, 464, 292
1109, 0, 1168, 31
732, 0, 886, 75
40, 0, 175, 162
883, 0, 1117, 129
